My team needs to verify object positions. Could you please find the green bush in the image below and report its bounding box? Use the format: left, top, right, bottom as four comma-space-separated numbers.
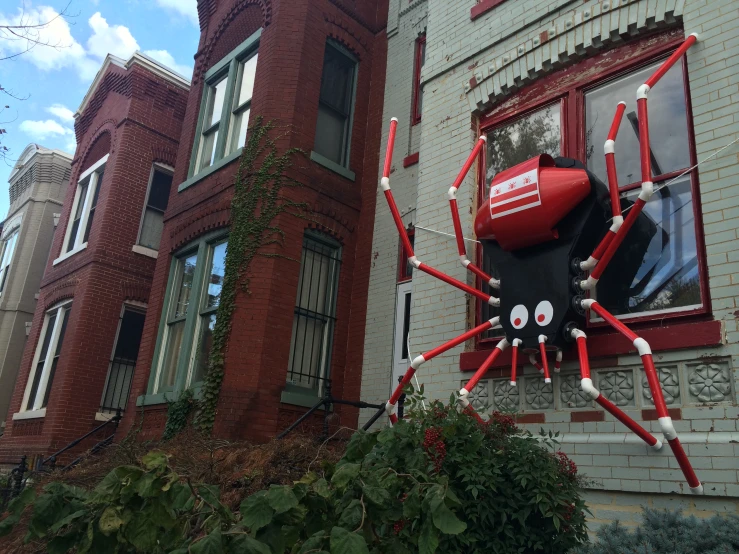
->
571, 508, 739, 554
0, 396, 587, 553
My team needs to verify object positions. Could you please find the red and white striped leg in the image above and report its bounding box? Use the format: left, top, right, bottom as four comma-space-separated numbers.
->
581, 34, 698, 289
458, 338, 509, 408
582, 300, 703, 494
571, 327, 661, 449
380, 118, 500, 307
510, 339, 522, 386
383, 317, 501, 423
447, 136, 500, 289
529, 352, 544, 374
538, 335, 552, 383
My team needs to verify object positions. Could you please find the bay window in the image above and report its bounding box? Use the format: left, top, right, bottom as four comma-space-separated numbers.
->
479, 34, 707, 332
149, 233, 227, 396
189, 30, 260, 179
137, 165, 174, 252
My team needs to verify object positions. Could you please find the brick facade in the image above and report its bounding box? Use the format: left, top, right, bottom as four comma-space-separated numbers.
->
361, 0, 739, 524
118, 0, 388, 442
0, 56, 189, 460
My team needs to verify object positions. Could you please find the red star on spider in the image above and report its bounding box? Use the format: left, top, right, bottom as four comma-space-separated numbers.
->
523, 177, 532, 185
493, 188, 501, 195
508, 182, 516, 190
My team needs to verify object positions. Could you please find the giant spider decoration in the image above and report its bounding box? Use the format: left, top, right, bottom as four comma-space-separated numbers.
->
365, 34, 701, 494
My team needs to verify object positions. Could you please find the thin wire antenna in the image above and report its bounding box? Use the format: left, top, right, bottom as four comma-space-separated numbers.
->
415, 224, 481, 244
614, 136, 739, 219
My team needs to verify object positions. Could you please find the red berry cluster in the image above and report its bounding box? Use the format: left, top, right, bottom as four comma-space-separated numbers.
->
423, 427, 447, 473
393, 519, 407, 535
556, 451, 578, 480
489, 411, 517, 435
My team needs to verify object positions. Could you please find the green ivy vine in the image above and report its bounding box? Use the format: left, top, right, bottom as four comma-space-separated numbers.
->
162, 388, 195, 441
164, 117, 309, 435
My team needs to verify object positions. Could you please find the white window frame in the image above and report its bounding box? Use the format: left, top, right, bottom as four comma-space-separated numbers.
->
54, 154, 109, 265
0, 227, 20, 295
133, 163, 174, 259
15, 300, 72, 418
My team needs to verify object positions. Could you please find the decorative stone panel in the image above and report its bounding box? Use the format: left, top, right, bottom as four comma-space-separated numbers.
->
642, 366, 680, 406
687, 363, 732, 403
598, 371, 635, 407
525, 378, 554, 410
493, 379, 519, 412
560, 374, 591, 409
463, 379, 490, 411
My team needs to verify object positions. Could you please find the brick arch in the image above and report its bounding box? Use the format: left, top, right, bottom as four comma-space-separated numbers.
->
42, 279, 79, 311
311, 201, 355, 235
121, 282, 151, 304
169, 203, 231, 251
323, 14, 367, 59
77, 124, 115, 176
151, 145, 177, 168
194, 0, 271, 84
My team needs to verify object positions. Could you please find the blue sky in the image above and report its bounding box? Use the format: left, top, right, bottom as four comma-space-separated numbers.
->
0, 0, 201, 217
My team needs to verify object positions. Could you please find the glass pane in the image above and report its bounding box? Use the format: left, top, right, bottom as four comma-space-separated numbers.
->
1, 232, 18, 269
26, 311, 57, 409
486, 103, 561, 192
319, 45, 355, 114
147, 170, 173, 212
287, 314, 326, 388
401, 291, 411, 360
404, 234, 415, 279
416, 40, 426, 118
208, 78, 227, 126
42, 307, 70, 408
314, 105, 347, 165
159, 320, 185, 389
192, 313, 216, 384
205, 241, 227, 309
113, 310, 146, 362
140, 209, 164, 250
199, 129, 219, 171
596, 178, 700, 316
585, 60, 690, 185
236, 54, 258, 107
173, 253, 198, 319
230, 108, 251, 152
296, 246, 331, 313
83, 171, 102, 243
67, 181, 89, 251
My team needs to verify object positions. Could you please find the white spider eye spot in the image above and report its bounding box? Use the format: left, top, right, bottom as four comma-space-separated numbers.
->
510, 304, 528, 329
535, 301, 554, 326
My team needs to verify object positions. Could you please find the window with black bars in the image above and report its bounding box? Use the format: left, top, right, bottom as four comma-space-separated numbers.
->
100, 308, 146, 414
286, 232, 342, 391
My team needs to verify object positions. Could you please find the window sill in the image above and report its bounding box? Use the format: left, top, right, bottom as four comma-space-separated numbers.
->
310, 151, 356, 182
53, 243, 88, 266
459, 319, 723, 371
470, 0, 507, 20
95, 411, 116, 422
137, 386, 203, 407
132, 244, 159, 259
12, 408, 46, 421
178, 149, 243, 193
403, 152, 419, 168
280, 387, 329, 410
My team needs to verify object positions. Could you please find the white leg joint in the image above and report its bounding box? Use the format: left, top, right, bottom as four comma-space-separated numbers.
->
580, 378, 600, 400
458, 388, 470, 408
690, 484, 704, 495
633, 338, 652, 356
410, 355, 426, 370
658, 417, 677, 440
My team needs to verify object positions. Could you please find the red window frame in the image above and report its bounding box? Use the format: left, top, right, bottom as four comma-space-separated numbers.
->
398, 227, 415, 283
474, 29, 711, 347
412, 35, 426, 126
471, 0, 508, 21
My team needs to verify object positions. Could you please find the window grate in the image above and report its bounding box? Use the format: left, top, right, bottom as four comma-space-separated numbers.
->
286, 233, 342, 391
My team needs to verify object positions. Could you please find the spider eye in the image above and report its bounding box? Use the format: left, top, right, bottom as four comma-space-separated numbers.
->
535, 301, 554, 326
510, 304, 528, 329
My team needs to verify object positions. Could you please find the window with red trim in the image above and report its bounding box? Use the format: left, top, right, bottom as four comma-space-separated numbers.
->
398, 228, 415, 282
412, 35, 426, 126
478, 32, 709, 337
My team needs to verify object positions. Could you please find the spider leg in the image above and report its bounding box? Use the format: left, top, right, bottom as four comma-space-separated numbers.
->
510, 339, 522, 386
379, 118, 500, 307
362, 317, 501, 429
580, 33, 698, 289
529, 352, 544, 374
554, 349, 562, 373
538, 335, 552, 383
447, 136, 500, 289
581, 300, 702, 494
458, 338, 509, 405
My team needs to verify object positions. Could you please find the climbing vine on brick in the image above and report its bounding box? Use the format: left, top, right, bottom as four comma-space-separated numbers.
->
191, 117, 309, 434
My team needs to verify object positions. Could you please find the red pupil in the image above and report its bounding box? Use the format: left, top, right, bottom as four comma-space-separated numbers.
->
537, 314, 545, 322
514, 318, 521, 326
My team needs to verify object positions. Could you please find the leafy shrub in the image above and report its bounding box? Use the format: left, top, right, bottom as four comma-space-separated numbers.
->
0, 396, 587, 553
571, 508, 739, 553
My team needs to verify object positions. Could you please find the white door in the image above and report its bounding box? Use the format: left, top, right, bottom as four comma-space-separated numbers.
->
392, 281, 413, 394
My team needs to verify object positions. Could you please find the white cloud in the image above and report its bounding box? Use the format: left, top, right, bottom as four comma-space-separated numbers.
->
46, 104, 75, 123
19, 119, 74, 140
154, 0, 198, 25
86, 12, 139, 61
143, 49, 193, 79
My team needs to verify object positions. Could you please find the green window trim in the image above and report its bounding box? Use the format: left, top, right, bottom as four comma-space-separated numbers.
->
142, 230, 228, 404
186, 28, 262, 182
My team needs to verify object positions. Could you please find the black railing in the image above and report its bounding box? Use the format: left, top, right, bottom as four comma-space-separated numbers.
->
100, 359, 136, 414
278, 380, 386, 441
0, 456, 27, 512
37, 408, 122, 472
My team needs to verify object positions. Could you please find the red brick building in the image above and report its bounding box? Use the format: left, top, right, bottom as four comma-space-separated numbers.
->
117, 0, 389, 442
0, 53, 189, 459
